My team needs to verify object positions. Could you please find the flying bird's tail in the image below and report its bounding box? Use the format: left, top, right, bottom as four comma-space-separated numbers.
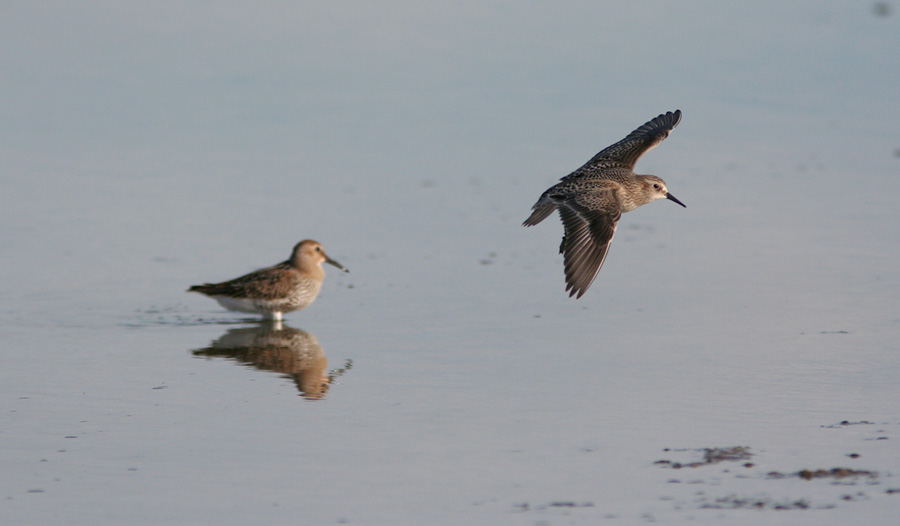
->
522, 202, 556, 226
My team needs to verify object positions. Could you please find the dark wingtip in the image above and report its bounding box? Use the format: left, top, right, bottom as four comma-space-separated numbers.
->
665, 109, 683, 129
565, 283, 586, 299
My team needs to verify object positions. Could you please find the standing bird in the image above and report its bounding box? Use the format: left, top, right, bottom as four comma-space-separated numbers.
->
523, 110, 686, 298
188, 239, 348, 321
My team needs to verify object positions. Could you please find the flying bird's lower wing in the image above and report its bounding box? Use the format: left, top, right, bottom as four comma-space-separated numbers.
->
558, 194, 621, 298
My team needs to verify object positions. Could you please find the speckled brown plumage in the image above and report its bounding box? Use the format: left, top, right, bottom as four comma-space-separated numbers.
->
524, 110, 686, 299
188, 239, 348, 320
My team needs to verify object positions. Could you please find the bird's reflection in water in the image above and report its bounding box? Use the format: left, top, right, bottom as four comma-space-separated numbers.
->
192, 321, 351, 400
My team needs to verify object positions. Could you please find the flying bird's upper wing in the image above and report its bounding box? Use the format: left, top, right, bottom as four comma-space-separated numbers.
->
565, 110, 681, 179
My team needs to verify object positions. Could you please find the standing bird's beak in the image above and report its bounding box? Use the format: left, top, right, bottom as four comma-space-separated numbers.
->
666, 193, 686, 208
325, 256, 350, 273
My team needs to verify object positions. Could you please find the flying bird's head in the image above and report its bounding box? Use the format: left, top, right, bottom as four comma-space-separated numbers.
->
638, 175, 685, 209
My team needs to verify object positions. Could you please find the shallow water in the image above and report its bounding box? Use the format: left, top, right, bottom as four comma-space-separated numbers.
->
2, 2, 900, 524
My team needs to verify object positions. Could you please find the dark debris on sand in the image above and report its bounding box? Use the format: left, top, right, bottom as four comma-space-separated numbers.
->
655, 446, 753, 469
767, 467, 878, 481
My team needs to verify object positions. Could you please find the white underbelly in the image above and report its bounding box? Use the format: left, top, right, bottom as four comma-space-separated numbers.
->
212, 296, 271, 314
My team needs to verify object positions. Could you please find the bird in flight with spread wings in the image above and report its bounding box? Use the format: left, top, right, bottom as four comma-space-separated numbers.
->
523, 110, 686, 298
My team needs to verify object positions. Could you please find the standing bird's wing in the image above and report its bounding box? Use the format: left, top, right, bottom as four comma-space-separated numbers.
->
565, 110, 682, 178
188, 262, 298, 300
557, 188, 622, 298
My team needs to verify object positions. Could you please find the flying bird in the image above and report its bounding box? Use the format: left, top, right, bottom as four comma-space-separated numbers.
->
523, 110, 685, 298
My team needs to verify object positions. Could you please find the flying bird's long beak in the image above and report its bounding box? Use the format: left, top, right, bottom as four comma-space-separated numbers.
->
325, 256, 350, 273
666, 193, 686, 208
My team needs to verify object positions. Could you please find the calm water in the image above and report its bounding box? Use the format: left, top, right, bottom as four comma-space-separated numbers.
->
2, 2, 900, 524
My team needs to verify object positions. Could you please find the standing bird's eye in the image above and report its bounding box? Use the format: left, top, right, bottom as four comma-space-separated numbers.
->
653, 183, 661, 189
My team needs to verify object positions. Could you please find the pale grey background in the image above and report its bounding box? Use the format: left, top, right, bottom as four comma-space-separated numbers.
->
2, 1, 899, 524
